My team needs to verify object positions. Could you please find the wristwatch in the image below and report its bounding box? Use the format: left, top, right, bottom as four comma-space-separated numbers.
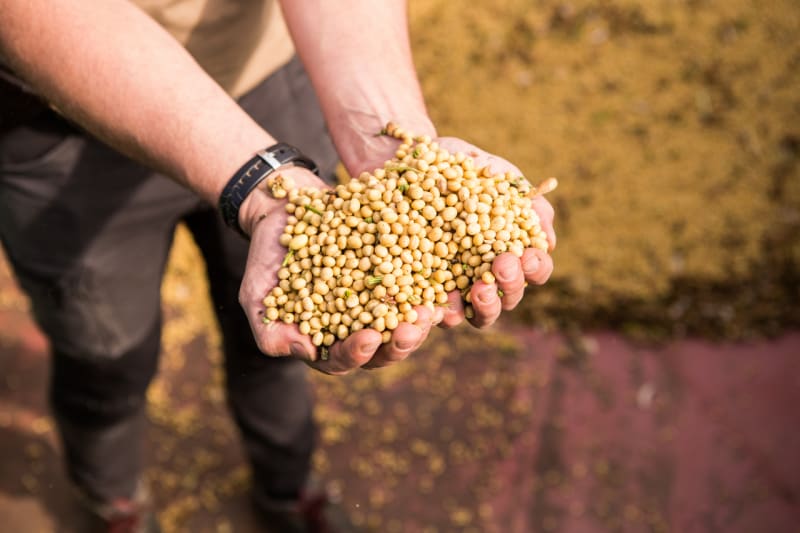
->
218, 142, 319, 237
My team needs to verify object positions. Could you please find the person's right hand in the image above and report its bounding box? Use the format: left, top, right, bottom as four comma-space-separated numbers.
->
432, 137, 556, 330
237, 166, 437, 375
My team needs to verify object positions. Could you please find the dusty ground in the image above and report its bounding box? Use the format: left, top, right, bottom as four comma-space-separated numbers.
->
411, 0, 800, 337
1, 242, 799, 532
1, 0, 799, 532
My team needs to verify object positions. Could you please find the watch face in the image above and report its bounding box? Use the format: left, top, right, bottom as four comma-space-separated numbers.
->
259, 152, 284, 171
260, 143, 319, 176
219, 143, 320, 234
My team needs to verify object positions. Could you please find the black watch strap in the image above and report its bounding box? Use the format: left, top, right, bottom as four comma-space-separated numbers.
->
218, 142, 319, 237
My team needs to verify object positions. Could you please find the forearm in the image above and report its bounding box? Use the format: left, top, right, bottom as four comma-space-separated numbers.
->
279, 0, 436, 174
0, 0, 272, 205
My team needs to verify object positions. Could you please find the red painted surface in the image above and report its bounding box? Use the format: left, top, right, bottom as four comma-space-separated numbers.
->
1, 281, 798, 531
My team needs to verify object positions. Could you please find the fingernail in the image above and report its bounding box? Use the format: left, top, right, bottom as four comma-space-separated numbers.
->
362, 341, 381, 354
395, 338, 414, 351
290, 342, 310, 359
523, 255, 540, 274
496, 267, 515, 283
477, 289, 495, 305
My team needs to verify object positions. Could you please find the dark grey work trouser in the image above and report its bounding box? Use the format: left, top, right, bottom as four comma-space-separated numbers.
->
0, 57, 338, 504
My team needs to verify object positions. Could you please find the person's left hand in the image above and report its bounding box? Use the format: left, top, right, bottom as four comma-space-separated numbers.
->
237, 167, 439, 375
432, 137, 556, 329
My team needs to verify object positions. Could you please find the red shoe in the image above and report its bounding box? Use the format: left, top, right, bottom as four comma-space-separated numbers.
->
255, 482, 360, 533
72, 483, 161, 533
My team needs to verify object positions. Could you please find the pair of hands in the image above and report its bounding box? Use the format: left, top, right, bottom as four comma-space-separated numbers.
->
238, 138, 555, 375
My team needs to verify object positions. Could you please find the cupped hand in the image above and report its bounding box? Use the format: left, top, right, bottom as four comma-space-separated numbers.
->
237, 167, 436, 375
434, 137, 556, 330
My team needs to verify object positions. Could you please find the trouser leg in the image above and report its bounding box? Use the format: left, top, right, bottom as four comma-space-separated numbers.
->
0, 113, 196, 502
184, 55, 339, 501
51, 318, 161, 502
184, 208, 318, 500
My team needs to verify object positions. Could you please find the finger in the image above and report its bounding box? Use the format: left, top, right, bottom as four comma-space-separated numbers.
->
362, 321, 424, 369
439, 291, 465, 328
531, 195, 556, 251
521, 248, 555, 285
531, 194, 554, 223
313, 329, 382, 375
468, 281, 502, 328
492, 253, 526, 311
362, 304, 434, 369
427, 305, 447, 327
256, 321, 316, 360
414, 305, 445, 350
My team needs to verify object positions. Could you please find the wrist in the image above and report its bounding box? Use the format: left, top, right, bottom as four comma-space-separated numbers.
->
237, 166, 325, 236
237, 188, 282, 237
331, 113, 437, 176
218, 142, 320, 237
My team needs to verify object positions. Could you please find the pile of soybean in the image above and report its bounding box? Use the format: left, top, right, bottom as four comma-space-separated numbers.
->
262, 123, 555, 358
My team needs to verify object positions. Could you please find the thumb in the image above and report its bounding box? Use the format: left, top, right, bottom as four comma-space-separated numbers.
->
257, 322, 317, 361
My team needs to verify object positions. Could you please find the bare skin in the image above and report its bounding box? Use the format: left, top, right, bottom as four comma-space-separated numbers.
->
0, 0, 555, 374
